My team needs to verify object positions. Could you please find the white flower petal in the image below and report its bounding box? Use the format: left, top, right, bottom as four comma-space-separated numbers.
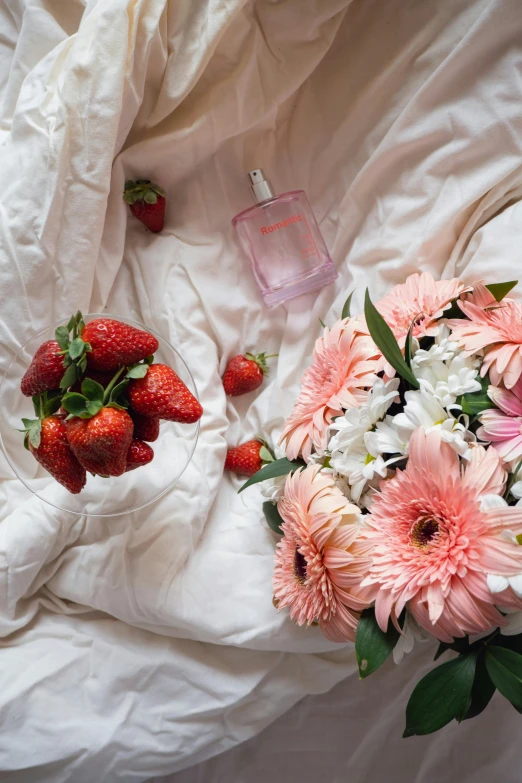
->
487, 573, 510, 593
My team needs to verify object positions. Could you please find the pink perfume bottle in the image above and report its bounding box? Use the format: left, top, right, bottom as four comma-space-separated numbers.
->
232, 169, 338, 307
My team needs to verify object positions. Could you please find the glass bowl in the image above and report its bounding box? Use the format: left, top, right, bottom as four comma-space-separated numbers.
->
0, 314, 200, 517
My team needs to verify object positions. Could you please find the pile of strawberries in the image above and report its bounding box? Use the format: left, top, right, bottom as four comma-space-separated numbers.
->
20, 313, 202, 494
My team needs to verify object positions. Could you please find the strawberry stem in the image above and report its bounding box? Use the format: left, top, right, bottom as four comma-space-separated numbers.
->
103, 367, 126, 404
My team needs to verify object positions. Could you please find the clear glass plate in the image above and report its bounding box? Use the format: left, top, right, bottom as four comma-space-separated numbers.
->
0, 314, 200, 517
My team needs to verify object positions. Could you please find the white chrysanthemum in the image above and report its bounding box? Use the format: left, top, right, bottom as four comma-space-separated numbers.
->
330, 444, 389, 502
364, 416, 407, 457
393, 388, 475, 458
413, 356, 482, 408
328, 378, 400, 454
392, 613, 430, 665
411, 324, 458, 366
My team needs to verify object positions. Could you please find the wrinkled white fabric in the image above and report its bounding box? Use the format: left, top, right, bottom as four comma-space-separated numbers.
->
1, 0, 522, 780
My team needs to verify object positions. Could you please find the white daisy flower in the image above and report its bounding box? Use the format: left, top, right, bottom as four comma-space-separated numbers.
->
393, 388, 475, 459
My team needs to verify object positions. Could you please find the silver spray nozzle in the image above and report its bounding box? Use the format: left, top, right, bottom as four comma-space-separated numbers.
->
248, 169, 275, 204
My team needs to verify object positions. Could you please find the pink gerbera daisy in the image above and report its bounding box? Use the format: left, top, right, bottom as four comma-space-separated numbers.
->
373, 272, 470, 343
477, 377, 522, 463
273, 465, 373, 642
451, 282, 522, 388
361, 428, 522, 642
280, 319, 379, 461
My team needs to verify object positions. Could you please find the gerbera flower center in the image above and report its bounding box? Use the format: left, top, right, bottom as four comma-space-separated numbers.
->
293, 548, 308, 584
410, 516, 440, 548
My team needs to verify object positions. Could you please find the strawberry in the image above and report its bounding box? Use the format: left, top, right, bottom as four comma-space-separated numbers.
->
128, 364, 203, 424
22, 414, 86, 494
130, 411, 160, 442
21, 340, 65, 397
123, 179, 166, 232
224, 440, 266, 477
125, 439, 154, 472
81, 319, 158, 372
66, 407, 134, 477
222, 353, 276, 397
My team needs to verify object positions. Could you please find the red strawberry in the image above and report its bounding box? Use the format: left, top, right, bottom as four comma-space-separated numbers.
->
125, 439, 154, 472
66, 407, 134, 476
128, 364, 203, 424
81, 319, 159, 372
222, 353, 276, 397
123, 179, 166, 232
21, 340, 65, 397
28, 416, 86, 494
224, 440, 264, 477
130, 411, 160, 442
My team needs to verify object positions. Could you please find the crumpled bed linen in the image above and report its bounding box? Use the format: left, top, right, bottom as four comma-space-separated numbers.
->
1, 0, 522, 781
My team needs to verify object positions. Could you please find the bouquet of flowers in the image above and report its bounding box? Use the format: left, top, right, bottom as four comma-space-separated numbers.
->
241, 272, 522, 737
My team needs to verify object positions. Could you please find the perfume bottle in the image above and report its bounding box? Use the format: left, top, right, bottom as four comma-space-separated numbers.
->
232, 169, 338, 307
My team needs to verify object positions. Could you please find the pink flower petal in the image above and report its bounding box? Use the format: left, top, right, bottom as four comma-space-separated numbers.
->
488, 386, 522, 417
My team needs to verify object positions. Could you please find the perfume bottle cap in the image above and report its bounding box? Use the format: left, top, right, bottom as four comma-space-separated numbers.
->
248, 169, 275, 204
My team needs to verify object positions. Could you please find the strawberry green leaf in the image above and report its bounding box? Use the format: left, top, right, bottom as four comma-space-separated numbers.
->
238, 457, 305, 493
152, 184, 166, 197
61, 393, 89, 417
109, 380, 129, 402
106, 402, 126, 411
55, 326, 70, 350
144, 191, 157, 204
126, 364, 149, 379
69, 337, 86, 360
60, 363, 78, 390
28, 420, 42, 449
364, 289, 419, 388
263, 501, 284, 534
341, 291, 354, 320
81, 379, 105, 402
259, 446, 274, 463
21, 417, 38, 429
43, 392, 63, 418
66, 315, 76, 332
485, 281, 517, 302
78, 355, 88, 373
32, 396, 40, 417
86, 400, 103, 417
144, 355, 154, 365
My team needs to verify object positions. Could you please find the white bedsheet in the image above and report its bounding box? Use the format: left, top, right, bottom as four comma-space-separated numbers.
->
1, 0, 522, 780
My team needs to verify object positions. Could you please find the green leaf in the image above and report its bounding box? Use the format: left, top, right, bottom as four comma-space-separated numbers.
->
403, 654, 477, 737
404, 317, 417, 369
494, 633, 522, 655
61, 393, 88, 417
66, 315, 76, 332
341, 291, 354, 320
60, 363, 78, 390
68, 337, 86, 360
263, 501, 284, 534
32, 396, 40, 417
21, 417, 38, 429
318, 318, 326, 329
144, 191, 157, 204
43, 393, 63, 418
434, 637, 471, 661
238, 457, 305, 494
259, 446, 274, 463
355, 608, 400, 679
152, 184, 166, 197
81, 379, 104, 402
78, 355, 88, 374
486, 281, 517, 302
485, 646, 522, 708
460, 374, 492, 416
109, 380, 129, 403
126, 364, 149, 379
463, 654, 496, 720
28, 419, 42, 449
86, 400, 103, 417
364, 289, 419, 388
144, 354, 154, 365
106, 402, 126, 411
55, 326, 70, 350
